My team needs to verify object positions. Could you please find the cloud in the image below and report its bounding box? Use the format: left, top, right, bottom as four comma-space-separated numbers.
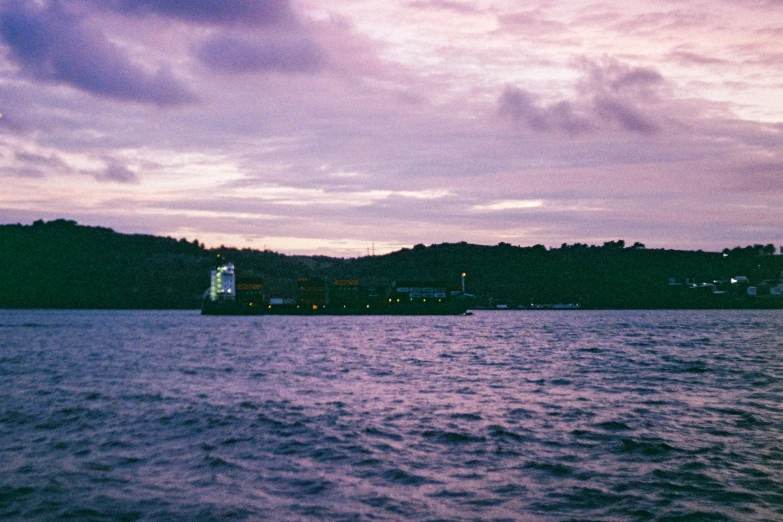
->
497, 10, 568, 34
95, 161, 139, 184
95, 0, 295, 27
593, 96, 659, 135
196, 33, 326, 74
5, 150, 72, 178
8, 148, 139, 184
498, 87, 592, 135
609, 9, 706, 35
473, 200, 544, 211
0, 1, 194, 105
729, 160, 783, 192
1, 1, 782, 255
499, 59, 663, 136
407, 1, 482, 15
667, 50, 728, 66
15, 151, 71, 171
578, 58, 664, 99
608, 68, 663, 93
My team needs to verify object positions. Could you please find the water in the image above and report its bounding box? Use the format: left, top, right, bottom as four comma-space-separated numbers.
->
1, 310, 781, 521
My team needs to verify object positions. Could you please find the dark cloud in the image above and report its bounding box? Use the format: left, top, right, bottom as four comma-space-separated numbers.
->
9, 150, 139, 183
499, 59, 663, 136
97, 0, 295, 27
0, 1, 194, 105
94, 161, 140, 184
579, 59, 664, 98
593, 96, 658, 135
580, 60, 663, 134
610, 68, 663, 91
15, 151, 72, 172
498, 87, 592, 135
196, 34, 326, 74
6, 150, 72, 178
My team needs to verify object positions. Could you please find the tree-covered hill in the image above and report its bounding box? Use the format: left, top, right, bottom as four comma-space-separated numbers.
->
1, 220, 782, 309
339, 240, 783, 308
0, 220, 309, 309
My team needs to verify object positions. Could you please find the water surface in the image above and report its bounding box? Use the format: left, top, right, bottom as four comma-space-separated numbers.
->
1, 310, 781, 520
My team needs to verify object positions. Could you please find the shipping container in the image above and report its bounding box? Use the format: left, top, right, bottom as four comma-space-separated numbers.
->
298, 276, 326, 308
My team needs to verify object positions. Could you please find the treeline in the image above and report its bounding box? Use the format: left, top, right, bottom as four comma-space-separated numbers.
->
1, 219, 782, 309
0, 220, 310, 309
343, 241, 783, 309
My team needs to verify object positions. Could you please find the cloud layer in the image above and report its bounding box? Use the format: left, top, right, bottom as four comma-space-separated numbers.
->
97, 0, 296, 26
1, 0, 781, 255
0, 1, 194, 105
197, 34, 326, 74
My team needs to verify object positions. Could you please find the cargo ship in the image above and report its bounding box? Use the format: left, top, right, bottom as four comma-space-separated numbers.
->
201, 262, 471, 315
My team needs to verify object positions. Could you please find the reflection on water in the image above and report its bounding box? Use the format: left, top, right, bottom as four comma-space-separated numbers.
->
1, 310, 781, 520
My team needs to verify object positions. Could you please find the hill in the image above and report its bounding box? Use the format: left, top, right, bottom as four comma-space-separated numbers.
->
1, 220, 782, 309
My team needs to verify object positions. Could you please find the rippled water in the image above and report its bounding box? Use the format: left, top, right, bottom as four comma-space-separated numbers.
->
1, 310, 782, 521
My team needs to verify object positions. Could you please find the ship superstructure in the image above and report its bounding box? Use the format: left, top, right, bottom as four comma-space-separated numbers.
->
209, 263, 236, 302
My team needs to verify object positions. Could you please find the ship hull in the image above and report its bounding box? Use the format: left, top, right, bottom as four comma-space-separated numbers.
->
201, 300, 469, 316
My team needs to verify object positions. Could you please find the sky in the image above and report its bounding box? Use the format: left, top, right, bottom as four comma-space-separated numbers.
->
1, 0, 781, 257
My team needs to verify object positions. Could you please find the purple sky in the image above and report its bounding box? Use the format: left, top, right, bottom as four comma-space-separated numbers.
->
1, 0, 781, 256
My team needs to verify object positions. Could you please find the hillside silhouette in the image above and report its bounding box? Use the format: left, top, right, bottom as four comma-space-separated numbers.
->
2, 220, 782, 309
